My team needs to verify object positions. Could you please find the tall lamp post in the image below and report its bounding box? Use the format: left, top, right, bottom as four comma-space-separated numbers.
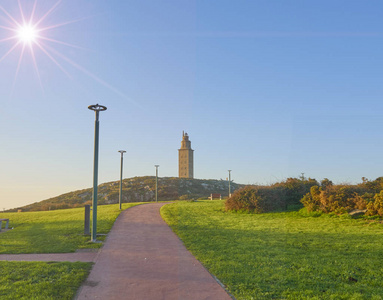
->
118, 150, 126, 210
88, 104, 107, 242
155, 165, 159, 202
228, 170, 232, 198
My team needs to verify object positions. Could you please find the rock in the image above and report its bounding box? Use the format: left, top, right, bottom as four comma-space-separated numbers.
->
348, 209, 367, 217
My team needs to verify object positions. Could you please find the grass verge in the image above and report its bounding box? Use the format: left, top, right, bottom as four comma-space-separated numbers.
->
0, 261, 91, 299
161, 200, 383, 300
0, 203, 143, 254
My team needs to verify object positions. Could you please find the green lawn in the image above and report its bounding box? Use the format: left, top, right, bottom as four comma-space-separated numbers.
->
0, 203, 143, 254
161, 200, 383, 300
0, 203, 144, 299
0, 261, 91, 299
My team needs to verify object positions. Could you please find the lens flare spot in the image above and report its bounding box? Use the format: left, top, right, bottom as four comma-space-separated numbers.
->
17, 25, 38, 44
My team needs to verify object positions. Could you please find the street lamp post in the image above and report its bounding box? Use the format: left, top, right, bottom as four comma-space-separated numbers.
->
118, 150, 126, 210
155, 165, 159, 202
88, 104, 107, 242
228, 170, 232, 198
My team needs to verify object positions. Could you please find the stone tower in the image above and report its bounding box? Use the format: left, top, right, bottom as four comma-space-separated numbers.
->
178, 131, 194, 178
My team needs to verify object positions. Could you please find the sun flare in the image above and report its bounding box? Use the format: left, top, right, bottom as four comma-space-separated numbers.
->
17, 25, 38, 44
0, 0, 77, 91
0, 1, 128, 100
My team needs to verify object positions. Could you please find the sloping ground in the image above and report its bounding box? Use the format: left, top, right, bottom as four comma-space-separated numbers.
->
9, 177, 245, 212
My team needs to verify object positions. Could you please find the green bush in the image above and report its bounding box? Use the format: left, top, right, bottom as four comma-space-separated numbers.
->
225, 186, 285, 213
271, 177, 319, 206
225, 177, 319, 213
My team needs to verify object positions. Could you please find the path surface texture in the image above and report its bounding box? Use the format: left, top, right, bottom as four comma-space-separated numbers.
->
76, 203, 232, 300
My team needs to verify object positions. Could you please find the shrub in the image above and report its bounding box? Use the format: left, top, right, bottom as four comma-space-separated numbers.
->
360, 177, 383, 193
300, 182, 381, 215
271, 177, 319, 206
353, 193, 374, 210
366, 191, 383, 216
300, 186, 321, 212
225, 186, 285, 213
320, 178, 333, 190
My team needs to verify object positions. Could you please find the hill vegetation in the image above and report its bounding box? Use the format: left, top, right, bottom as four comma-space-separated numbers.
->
8, 177, 243, 212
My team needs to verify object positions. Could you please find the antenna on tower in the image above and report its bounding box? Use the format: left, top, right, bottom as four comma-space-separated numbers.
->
183, 130, 184, 137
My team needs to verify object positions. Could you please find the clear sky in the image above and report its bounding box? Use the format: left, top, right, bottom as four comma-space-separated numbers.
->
1, 0, 383, 210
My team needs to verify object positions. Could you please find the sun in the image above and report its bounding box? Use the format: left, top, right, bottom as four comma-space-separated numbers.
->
17, 25, 38, 44
0, 1, 128, 100
0, 0, 78, 90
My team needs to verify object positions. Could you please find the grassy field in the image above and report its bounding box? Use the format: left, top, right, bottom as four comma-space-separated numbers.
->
161, 200, 383, 300
0, 261, 91, 299
0, 203, 144, 299
0, 203, 143, 254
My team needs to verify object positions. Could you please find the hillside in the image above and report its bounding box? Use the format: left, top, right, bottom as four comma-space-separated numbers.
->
9, 177, 245, 212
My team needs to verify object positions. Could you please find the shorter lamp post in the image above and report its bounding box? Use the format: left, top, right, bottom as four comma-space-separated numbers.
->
88, 103, 107, 242
228, 170, 232, 198
118, 150, 126, 210
155, 165, 159, 202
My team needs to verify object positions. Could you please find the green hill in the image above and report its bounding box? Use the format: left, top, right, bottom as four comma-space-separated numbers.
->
9, 177, 244, 212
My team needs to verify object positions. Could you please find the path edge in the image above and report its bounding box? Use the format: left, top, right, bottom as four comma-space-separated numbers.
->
160, 203, 237, 300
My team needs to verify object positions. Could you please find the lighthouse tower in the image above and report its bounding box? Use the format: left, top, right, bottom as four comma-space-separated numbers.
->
178, 131, 194, 178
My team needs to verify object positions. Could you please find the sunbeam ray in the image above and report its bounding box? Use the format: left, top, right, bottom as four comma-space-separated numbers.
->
34, 0, 62, 27
0, 5, 22, 27
29, 0, 38, 25
35, 41, 71, 79
38, 16, 94, 32
0, 25, 18, 32
11, 42, 26, 95
30, 44, 44, 92
18, 0, 26, 25
0, 41, 21, 64
0, 36, 18, 43
46, 44, 134, 102
38, 36, 87, 50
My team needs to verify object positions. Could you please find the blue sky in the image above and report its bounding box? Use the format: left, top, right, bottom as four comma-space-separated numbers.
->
1, 0, 383, 209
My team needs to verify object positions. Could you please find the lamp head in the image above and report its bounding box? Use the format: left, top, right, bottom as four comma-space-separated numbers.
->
88, 104, 107, 111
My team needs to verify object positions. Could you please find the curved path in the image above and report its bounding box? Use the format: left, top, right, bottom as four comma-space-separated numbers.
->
75, 203, 232, 300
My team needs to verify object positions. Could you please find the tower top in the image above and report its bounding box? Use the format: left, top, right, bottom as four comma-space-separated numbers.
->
180, 131, 192, 149
182, 131, 190, 141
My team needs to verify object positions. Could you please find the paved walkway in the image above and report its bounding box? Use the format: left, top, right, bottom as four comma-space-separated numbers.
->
75, 203, 233, 300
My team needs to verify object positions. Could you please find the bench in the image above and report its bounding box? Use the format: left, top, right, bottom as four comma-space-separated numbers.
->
209, 193, 222, 200
0, 219, 9, 232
